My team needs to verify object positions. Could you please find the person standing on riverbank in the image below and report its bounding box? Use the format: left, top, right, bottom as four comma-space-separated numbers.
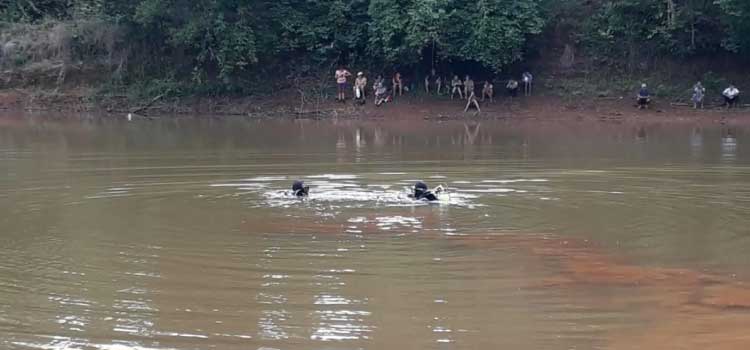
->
393, 72, 403, 97
435, 76, 443, 95
637, 84, 651, 109
465, 90, 480, 113
464, 75, 475, 100
354, 72, 368, 104
522, 71, 533, 96
335, 66, 351, 102
723, 84, 740, 109
482, 81, 494, 102
425, 69, 436, 94
506, 78, 519, 98
692, 81, 705, 109
451, 75, 464, 100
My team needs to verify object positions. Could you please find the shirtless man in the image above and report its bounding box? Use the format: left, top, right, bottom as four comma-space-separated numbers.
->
465, 90, 480, 113
481, 81, 494, 102
334, 66, 351, 102
392, 72, 403, 97
463, 75, 475, 100
451, 75, 464, 100
435, 76, 443, 95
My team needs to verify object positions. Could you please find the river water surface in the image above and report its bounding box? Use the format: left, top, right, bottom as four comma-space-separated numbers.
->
1, 116, 750, 349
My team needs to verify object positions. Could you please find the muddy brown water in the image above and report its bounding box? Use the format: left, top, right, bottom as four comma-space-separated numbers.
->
1, 115, 750, 349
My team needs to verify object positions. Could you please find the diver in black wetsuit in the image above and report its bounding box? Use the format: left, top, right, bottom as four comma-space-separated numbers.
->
292, 180, 309, 197
411, 181, 443, 201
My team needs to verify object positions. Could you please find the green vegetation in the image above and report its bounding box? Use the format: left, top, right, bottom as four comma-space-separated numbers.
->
1, 0, 749, 98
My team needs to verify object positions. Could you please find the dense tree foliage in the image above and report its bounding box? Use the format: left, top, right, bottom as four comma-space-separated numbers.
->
1, 0, 544, 87
575, 0, 750, 70
1, 0, 749, 92
367, 0, 545, 71
716, 0, 750, 54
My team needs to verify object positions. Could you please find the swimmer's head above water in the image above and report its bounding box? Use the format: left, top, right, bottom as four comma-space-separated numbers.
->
412, 181, 443, 201
292, 180, 309, 197
414, 181, 429, 198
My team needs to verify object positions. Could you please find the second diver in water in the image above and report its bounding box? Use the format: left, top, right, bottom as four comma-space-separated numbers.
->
410, 181, 444, 201
291, 180, 310, 197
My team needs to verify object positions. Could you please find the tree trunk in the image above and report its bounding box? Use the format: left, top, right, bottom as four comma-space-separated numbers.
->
666, 0, 676, 28
560, 44, 575, 69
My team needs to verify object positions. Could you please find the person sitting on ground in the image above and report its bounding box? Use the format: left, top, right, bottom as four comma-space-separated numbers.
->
292, 180, 309, 197
354, 72, 368, 105
723, 84, 740, 109
372, 75, 383, 99
637, 83, 651, 109
334, 66, 351, 102
451, 75, 464, 100
463, 75, 475, 100
374, 80, 391, 106
465, 90, 480, 113
482, 81, 494, 102
522, 71, 533, 96
692, 81, 705, 109
410, 181, 444, 201
506, 78, 519, 98
392, 72, 403, 97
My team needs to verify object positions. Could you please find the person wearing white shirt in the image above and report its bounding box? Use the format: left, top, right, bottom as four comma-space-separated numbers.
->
723, 85, 740, 109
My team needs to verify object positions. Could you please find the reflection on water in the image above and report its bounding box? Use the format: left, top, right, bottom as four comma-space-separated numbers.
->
721, 128, 737, 163
691, 127, 703, 159
1, 116, 750, 349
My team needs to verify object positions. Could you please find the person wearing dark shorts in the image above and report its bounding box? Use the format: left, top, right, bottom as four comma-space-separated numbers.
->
637, 83, 651, 109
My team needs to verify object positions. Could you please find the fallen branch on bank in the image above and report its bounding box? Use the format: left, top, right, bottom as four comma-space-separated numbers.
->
129, 94, 164, 115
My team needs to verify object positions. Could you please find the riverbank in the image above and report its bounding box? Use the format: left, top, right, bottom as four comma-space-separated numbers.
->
0, 87, 748, 125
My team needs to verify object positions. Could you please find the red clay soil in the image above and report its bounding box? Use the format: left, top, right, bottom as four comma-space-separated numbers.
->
449, 233, 750, 350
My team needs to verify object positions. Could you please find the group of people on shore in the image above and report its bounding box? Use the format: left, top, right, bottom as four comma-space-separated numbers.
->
334, 67, 395, 106
334, 66, 534, 112
637, 81, 741, 110
338, 66, 744, 112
